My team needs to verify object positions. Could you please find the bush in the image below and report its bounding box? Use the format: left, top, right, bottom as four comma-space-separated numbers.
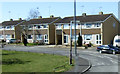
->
77, 33, 82, 46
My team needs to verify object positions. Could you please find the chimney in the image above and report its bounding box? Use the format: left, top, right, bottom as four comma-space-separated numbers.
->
50, 15, 54, 18
82, 13, 86, 17
99, 11, 103, 15
19, 18, 22, 20
10, 19, 13, 21
38, 16, 42, 19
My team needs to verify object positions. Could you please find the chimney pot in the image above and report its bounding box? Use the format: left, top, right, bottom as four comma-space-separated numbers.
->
82, 13, 86, 17
38, 16, 42, 19
99, 12, 103, 15
50, 15, 54, 18
19, 18, 22, 20
10, 19, 13, 21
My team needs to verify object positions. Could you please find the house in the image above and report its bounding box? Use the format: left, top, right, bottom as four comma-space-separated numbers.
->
0, 18, 24, 42
20, 16, 61, 44
55, 12, 120, 46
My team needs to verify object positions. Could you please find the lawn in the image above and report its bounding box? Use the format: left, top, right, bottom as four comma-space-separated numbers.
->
2, 50, 74, 72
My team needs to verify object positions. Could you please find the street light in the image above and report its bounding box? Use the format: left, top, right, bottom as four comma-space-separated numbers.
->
74, 0, 77, 56
70, 21, 73, 65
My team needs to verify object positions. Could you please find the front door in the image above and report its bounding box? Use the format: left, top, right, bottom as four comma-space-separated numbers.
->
96, 34, 102, 45
44, 34, 48, 43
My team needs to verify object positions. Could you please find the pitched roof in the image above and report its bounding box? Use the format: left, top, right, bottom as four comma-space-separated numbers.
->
28, 17, 61, 24
2, 20, 25, 26
55, 14, 112, 23
2, 17, 61, 26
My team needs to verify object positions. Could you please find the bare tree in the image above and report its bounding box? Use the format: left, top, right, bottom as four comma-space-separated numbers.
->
27, 7, 40, 19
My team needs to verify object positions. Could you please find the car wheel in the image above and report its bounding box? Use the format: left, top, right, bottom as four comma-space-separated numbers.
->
99, 50, 102, 53
113, 50, 115, 55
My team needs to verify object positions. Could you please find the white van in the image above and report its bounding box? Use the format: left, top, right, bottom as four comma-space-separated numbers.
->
113, 35, 120, 47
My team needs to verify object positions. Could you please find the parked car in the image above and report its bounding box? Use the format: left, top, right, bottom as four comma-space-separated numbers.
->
6, 39, 17, 44
113, 35, 120, 47
97, 45, 120, 54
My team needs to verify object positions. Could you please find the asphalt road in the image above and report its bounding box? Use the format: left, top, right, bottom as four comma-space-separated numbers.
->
1, 45, 120, 73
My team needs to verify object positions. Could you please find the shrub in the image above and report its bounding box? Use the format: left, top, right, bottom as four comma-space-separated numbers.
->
77, 33, 82, 46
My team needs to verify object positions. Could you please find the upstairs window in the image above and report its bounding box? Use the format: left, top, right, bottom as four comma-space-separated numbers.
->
43, 25, 48, 28
11, 26, 14, 30
86, 24, 92, 28
0, 26, 3, 29
56, 24, 61, 29
94, 23, 101, 27
6, 26, 10, 29
64, 24, 69, 29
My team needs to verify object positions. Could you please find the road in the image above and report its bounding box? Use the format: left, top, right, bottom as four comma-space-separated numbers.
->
1, 45, 120, 73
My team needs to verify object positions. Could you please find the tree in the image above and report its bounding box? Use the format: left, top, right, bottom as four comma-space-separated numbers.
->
77, 33, 82, 46
27, 7, 40, 19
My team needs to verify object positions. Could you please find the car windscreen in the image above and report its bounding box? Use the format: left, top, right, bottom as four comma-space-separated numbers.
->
115, 39, 120, 42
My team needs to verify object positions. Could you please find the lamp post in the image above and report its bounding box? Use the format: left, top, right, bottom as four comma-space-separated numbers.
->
74, 0, 77, 56
70, 21, 73, 65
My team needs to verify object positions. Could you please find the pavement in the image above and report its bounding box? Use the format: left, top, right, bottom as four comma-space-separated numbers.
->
1, 44, 92, 73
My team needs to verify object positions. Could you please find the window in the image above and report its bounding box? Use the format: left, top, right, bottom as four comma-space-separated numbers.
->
0, 26, 3, 29
0, 35, 3, 38
6, 26, 10, 29
72, 35, 79, 41
36, 34, 43, 40
36, 25, 42, 29
64, 24, 69, 29
72, 24, 78, 29
94, 23, 101, 27
84, 34, 92, 40
6, 34, 11, 38
56, 24, 61, 29
28, 35, 32, 39
11, 26, 14, 30
43, 25, 48, 28
29, 26, 33, 29
86, 24, 92, 28
64, 35, 68, 43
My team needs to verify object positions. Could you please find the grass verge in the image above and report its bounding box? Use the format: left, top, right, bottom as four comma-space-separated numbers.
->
2, 50, 74, 72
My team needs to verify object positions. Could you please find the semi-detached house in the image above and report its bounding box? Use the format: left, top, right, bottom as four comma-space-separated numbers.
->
55, 12, 120, 46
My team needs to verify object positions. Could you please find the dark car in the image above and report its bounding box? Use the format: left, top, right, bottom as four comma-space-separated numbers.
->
97, 45, 120, 54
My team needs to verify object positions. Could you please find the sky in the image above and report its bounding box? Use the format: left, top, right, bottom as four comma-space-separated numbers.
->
0, 1, 119, 23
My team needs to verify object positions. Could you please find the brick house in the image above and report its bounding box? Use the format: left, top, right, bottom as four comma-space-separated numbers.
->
55, 12, 120, 46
